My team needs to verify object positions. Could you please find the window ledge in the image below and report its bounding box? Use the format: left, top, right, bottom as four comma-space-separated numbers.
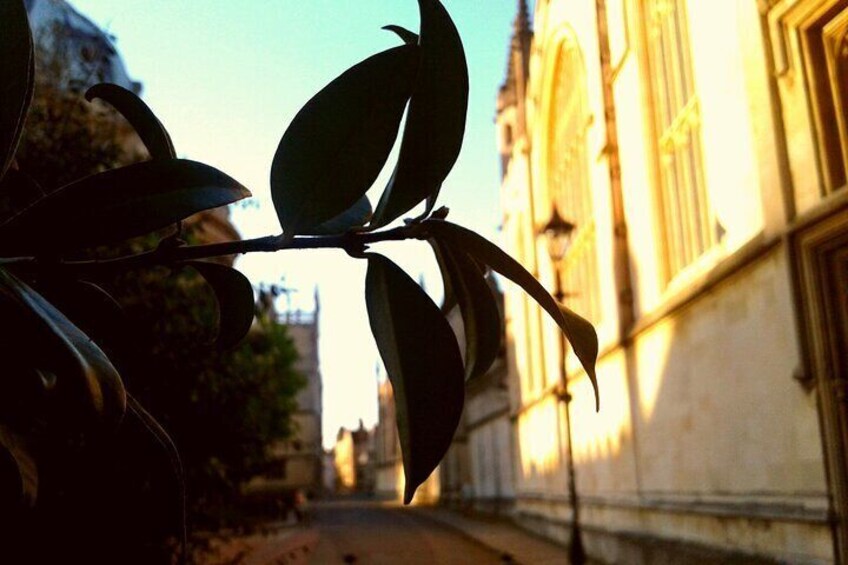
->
628, 232, 782, 341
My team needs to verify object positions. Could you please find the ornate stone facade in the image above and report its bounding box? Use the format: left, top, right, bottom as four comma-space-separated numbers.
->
26, 0, 140, 93
498, 0, 848, 562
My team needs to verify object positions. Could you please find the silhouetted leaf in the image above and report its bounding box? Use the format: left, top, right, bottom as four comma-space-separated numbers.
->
126, 394, 187, 556
85, 83, 176, 160
383, 25, 419, 45
61, 281, 124, 322
0, 269, 126, 432
0, 425, 37, 508
187, 261, 255, 349
0, 169, 45, 222
365, 253, 464, 504
431, 239, 457, 313
0, 159, 250, 256
427, 220, 599, 409
432, 240, 501, 381
271, 45, 418, 237
301, 195, 372, 235
0, 0, 34, 181
32, 278, 136, 355
0, 359, 54, 431
371, 0, 469, 227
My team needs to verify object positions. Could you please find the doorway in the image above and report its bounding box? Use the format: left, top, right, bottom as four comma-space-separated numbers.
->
796, 208, 848, 563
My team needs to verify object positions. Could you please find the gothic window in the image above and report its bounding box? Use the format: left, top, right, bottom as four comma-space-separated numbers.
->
806, 2, 848, 192
643, 0, 717, 280
547, 41, 601, 323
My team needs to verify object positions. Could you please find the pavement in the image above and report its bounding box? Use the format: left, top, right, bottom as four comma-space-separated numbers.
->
309, 499, 505, 564
408, 504, 569, 565
207, 499, 570, 564
198, 522, 319, 564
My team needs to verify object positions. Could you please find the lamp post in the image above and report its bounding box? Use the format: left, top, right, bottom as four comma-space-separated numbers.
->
541, 208, 586, 565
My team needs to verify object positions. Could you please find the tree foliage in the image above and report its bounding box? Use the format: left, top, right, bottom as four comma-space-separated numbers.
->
13, 21, 143, 189
101, 254, 304, 530
1, 15, 304, 560
0, 0, 599, 560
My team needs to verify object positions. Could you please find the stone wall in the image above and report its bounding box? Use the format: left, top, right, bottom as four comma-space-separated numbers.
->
496, 0, 847, 561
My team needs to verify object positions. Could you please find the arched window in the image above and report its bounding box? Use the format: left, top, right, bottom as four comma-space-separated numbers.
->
546, 40, 601, 323
817, 6, 848, 192
643, 0, 717, 280
838, 28, 848, 156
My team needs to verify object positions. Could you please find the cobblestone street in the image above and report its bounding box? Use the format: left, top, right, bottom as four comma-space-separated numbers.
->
309, 500, 507, 564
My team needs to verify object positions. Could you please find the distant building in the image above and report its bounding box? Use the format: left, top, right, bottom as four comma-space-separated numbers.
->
25, 0, 241, 252
441, 280, 515, 515
334, 427, 356, 493
322, 449, 336, 493
375, 281, 510, 508
26, 0, 140, 93
374, 367, 440, 504
464, 360, 514, 514
374, 375, 404, 499
352, 420, 375, 494
498, 0, 848, 562
333, 420, 375, 494
438, 407, 470, 507
246, 292, 323, 499
271, 299, 323, 497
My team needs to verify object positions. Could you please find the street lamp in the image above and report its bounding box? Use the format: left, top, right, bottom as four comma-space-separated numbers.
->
541, 207, 577, 275
540, 207, 586, 565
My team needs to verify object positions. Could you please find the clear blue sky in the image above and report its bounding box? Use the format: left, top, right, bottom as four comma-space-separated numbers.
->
70, 0, 518, 448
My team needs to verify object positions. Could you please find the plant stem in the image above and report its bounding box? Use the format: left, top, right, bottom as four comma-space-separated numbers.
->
1, 223, 430, 276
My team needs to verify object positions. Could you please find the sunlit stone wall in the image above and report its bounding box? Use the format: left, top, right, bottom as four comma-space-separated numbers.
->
497, 0, 845, 562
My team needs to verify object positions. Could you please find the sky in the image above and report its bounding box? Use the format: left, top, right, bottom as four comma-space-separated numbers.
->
69, 0, 519, 449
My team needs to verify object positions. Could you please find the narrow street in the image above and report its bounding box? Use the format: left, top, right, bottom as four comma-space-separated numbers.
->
308, 500, 508, 564
210, 497, 569, 564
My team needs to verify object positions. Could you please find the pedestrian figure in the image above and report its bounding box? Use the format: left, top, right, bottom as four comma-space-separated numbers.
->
293, 489, 310, 525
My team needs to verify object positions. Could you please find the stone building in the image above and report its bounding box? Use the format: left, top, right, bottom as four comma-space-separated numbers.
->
497, 0, 848, 562
376, 283, 515, 510
334, 426, 357, 493
351, 421, 375, 494
333, 421, 375, 494
26, 0, 140, 93
463, 359, 515, 514
239, 294, 323, 501
374, 366, 441, 504
374, 372, 405, 499
322, 449, 336, 493
441, 363, 515, 515
268, 302, 324, 497
440, 284, 516, 515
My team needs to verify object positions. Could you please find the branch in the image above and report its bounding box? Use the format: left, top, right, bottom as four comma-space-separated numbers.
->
0, 223, 431, 277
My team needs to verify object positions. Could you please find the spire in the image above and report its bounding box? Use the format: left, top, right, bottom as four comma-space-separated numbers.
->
498, 0, 533, 145
511, 0, 532, 70
512, 0, 533, 51
515, 0, 531, 36
508, 0, 533, 139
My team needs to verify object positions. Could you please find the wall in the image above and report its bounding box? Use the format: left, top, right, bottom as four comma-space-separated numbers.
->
334, 429, 356, 492
251, 315, 324, 496
498, 0, 843, 561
